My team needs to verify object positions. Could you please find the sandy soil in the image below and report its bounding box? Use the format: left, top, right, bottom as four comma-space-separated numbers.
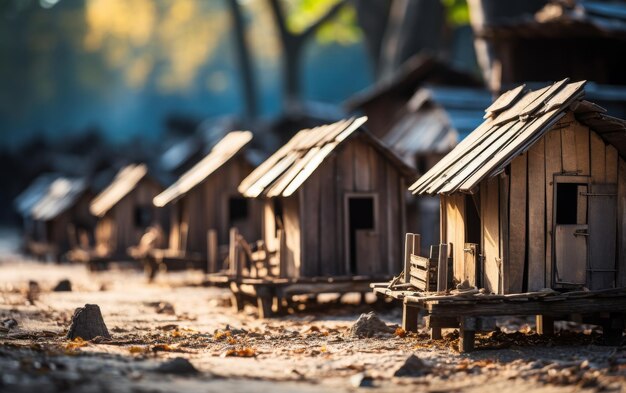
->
1, 256, 625, 393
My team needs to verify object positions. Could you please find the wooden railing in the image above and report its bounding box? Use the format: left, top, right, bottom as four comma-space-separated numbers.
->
228, 227, 280, 280
403, 233, 450, 292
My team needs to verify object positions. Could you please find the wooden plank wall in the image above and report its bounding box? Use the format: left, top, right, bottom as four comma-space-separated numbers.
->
283, 195, 300, 277
445, 193, 465, 283
618, 158, 626, 287
508, 153, 526, 293
481, 177, 500, 293
297, 136, 404, 278
173, 156, 262, 258
527, 137, 546, 291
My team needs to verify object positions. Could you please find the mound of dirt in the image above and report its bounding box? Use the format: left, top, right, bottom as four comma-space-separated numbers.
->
393, 355, 431, 377
155, 357, 199, 375
346, 312, 394, 338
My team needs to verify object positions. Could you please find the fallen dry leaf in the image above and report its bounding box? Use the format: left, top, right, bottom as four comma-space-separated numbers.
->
221, 347, 256, 358
65, 338, 88, 350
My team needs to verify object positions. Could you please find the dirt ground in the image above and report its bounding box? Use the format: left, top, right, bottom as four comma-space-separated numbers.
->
1, 250, 626, 392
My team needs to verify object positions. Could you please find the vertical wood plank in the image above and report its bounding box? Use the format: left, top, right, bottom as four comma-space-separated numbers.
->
446, 197, 457, 281
588, 184, 617, 289
387, 163, 401, 273
437, 243, 448, 292
482, 177, 500, 294
403, 233, 413, 284
545, 130, 562, 288
606, 144, 618, 184
528, 138, 546, 291
454, 194, 466, 284
354, 142, 371, 191
561, 127, 577, 173
303, 171, 321, 276
508, 153, 526, 293
319, 158, 338, 275
500, 173, 510, 294
573, 121, 590, 176
284, 195, 301, 278
590, 132, 606, 183
617, 158, 626, 287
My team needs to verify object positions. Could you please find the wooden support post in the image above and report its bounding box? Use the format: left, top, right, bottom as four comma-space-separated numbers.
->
437, 243, 448, 293
229, 282, 244, 312
459, 317, 476, 353
431, 327, 442, 340
602, 313, 624, 346
536, 315, 554, 336
277, 229, 287, 278
403, 233, 414, 283
411, 234, 421, 258
207, 229, 218, 274
402, 302, 419, 333
256, 286, 273, 319
229, 228, 240, 278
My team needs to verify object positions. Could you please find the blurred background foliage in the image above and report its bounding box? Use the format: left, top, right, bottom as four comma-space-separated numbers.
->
0, 0, 474, 150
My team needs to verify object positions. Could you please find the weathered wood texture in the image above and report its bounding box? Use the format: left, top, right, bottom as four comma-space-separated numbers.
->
618, 159, 626, 287
169, 156, 261, 271
96, 178, 162, 256
544, 128, 562, 288
527, 137, 546, 290
508, 153, 526, 293
265, 135, 407, 279
481, 177, 500, 294
444, 193, 465, 283
588, 184, 617, 289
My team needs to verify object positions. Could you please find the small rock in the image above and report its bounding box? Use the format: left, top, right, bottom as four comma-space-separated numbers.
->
66, 304, 111, 341
393, 355, 431, 377
350, 372, 374, 388
53, 279, 72, 292
152, 302, 175, 315
346, 312, 394, 338
1, 318, 18, 330
155, 357, 199, 375
26, 280, 40, 304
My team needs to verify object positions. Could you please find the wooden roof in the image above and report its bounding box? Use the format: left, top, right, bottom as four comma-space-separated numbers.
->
154, 131, 252, 207
383, 87, 492, 156
14, 173, 60, 218
90, 164, 149, 217
238, 117, 416, 198
344, 53, 482, 111
30, 177, 87, 221
410, 79, 626, 196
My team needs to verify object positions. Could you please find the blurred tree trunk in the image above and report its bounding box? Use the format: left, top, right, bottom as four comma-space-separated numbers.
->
354, 0, 445, 81
227, 0, 258, 123
267, 0, 346, 111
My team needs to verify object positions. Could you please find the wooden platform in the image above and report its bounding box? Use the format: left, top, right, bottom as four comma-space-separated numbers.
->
214, 275, 391, 318
373, 283, 626, 352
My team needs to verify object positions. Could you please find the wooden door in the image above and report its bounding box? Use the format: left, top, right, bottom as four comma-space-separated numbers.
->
344, 194, 378, 275
588, 184, 617, 289
463, 243, 479, 287
553, 178, 589, 287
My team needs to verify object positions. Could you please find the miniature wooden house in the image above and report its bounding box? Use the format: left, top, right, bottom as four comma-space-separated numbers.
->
383, 86, 492, 253
153, 131, 261, 272
15, 176, 94, 260
237, 117, 417, 280
345, 53, 482, 139
89, 164, 163, 258
410, 79, 626, 294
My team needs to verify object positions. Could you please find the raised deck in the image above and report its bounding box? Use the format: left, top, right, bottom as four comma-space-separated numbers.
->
373, 283, 626, 352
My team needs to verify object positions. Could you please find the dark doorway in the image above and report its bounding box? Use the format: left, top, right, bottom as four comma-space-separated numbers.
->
465, 194, 481, 244
228, 196, 249, 224
134, 205, 153, 228
347, 196, 375, 274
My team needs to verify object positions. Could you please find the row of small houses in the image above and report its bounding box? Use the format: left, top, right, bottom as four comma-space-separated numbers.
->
14, 80, 626, 348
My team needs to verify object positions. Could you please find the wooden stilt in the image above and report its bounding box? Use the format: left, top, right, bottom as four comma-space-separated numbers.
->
256, 286, 273, 318
431, 327, 442, 340
536, 315, 554, 336
402, 303, 419, 332
459, 317, 476, 353
602, 314, 624, 346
